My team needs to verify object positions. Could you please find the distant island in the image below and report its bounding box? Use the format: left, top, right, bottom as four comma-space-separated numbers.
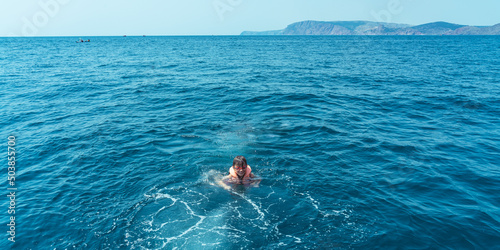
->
241, 21, 500, 36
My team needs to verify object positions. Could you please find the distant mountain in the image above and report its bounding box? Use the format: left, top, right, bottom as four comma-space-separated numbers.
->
241, 30, 284, 35
410, 21, 466, 35
241, 21, 500, 35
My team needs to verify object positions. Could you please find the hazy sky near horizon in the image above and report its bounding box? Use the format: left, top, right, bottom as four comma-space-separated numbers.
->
1, 0, 499, 36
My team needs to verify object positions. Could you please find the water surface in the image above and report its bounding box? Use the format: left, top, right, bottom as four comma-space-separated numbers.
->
1, 36, 499, 249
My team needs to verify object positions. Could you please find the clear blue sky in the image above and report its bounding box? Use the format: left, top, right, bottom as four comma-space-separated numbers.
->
1, 0, 499, 36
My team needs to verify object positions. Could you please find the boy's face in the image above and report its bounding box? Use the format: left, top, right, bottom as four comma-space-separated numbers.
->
233, 165, 247, 177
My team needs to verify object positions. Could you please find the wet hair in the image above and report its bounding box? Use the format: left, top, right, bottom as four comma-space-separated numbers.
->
232, 155, 247, 169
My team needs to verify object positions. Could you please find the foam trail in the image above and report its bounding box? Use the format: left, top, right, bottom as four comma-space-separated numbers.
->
228, 190, 268, 229
164, 212, 205, 243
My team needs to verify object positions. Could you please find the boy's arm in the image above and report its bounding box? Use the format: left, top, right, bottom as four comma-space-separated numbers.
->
218, 175, 232, 191
249, 173, 261, 187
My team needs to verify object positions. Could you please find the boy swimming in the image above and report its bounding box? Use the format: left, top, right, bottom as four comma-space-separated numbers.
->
219, 156, 260, 188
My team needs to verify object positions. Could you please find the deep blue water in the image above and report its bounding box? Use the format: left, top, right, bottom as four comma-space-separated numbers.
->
1, 36, 499, 249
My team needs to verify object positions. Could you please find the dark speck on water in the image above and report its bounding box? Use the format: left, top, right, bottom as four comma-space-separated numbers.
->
1, 36, 499, 249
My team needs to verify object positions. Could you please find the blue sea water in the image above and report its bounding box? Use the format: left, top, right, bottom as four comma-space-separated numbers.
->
1, 36, 499, 249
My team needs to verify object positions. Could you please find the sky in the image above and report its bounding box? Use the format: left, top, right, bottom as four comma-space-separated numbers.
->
1, 0, 499, 36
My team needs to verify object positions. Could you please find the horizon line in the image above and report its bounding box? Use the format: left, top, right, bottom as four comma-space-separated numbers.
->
3, 34, 500, 38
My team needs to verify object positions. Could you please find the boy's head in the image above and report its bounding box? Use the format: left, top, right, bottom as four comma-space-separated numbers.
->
232, 156, 247, 178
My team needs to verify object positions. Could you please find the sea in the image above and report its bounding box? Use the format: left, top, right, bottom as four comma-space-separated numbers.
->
1, 36, 499, 249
